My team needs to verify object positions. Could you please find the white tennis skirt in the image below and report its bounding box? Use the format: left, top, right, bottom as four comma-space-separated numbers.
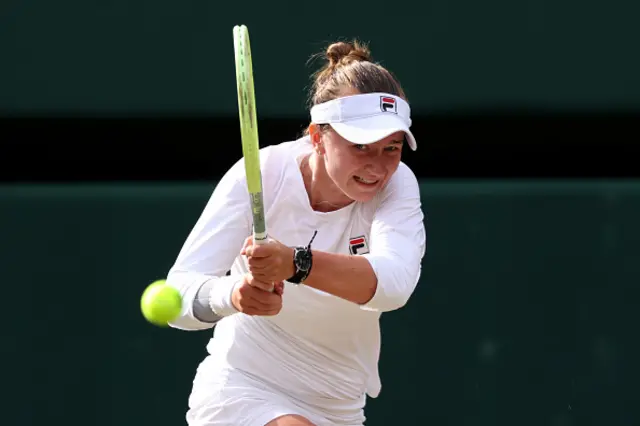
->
186, 356, 367, 426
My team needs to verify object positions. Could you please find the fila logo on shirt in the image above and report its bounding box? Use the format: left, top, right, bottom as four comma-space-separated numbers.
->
349, 235, 370, 255
380, 96, 397, 114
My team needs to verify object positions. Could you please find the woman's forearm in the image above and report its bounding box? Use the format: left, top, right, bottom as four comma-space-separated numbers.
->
302, 250, 377, 305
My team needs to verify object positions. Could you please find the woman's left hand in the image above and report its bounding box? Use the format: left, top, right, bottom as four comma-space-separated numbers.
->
241, 236, 295, 284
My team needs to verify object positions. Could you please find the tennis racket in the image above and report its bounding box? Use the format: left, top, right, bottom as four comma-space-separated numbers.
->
233, 25, 268, 246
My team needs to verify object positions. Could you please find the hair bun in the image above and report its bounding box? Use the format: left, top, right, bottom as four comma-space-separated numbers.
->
325, 41, 372, 68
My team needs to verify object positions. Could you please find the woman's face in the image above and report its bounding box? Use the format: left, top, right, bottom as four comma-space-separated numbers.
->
317, 126, 405, 203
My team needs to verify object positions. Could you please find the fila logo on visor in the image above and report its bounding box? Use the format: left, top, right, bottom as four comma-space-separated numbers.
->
380, 96, 397, 114
349, 235, 370, 255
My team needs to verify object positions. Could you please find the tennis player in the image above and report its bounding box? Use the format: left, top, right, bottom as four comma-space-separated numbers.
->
167, 40, 427, 426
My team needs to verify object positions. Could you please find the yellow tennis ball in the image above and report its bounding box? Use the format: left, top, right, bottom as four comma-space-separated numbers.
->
140, 279, 182, 326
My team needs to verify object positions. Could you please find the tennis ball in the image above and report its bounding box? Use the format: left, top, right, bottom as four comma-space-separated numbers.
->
140, 279, 182, 326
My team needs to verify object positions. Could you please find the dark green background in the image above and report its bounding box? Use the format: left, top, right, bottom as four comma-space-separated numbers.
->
2, 0, 639, 116
2, 181, 637, 425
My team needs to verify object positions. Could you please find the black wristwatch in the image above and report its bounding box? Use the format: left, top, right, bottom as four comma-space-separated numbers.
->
287, 231, 318, 285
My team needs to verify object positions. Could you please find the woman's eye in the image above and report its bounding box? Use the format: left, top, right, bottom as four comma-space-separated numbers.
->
354, 144, 367, 151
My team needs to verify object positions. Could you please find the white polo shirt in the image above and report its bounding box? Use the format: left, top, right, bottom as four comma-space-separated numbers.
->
167, 136, 426, 401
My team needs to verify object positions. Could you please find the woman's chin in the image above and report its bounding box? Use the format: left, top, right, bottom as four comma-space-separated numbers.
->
345, 189, 378, 203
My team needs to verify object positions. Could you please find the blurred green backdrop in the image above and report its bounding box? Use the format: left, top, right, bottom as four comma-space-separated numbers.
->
1, 181, 638, 425
1, 0, 638, 116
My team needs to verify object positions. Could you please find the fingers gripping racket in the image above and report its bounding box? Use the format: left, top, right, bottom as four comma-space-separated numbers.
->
233, 25, 268, 246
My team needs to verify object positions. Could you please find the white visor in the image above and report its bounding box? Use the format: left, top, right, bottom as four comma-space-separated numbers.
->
310, 92, 417, 151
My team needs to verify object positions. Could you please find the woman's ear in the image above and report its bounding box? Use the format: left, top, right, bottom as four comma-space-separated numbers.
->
308, 124, 324, 155
308, 124, 320, 143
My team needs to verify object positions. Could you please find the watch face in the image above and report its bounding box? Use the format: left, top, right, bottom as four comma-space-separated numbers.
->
295, 249, 312, 271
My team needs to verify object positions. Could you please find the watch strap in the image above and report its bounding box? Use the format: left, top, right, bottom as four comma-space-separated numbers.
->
287, 230, 318, 284
287, 247, 311, 284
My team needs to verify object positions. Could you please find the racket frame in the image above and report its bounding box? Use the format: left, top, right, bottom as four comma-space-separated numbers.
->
233, 25, 268, 246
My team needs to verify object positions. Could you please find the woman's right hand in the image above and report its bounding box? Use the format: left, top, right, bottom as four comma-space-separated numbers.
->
231, 273, 284, 316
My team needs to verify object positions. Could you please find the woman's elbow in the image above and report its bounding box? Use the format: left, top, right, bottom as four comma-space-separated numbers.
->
361, 271, 420, 312
379, 284, 414, 312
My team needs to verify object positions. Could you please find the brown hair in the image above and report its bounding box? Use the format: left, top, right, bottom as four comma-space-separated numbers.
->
308, 40, 406, 107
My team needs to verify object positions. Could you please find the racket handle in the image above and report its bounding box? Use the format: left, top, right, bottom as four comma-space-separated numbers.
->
253, 232, 276, 293
253, 233, 268, 245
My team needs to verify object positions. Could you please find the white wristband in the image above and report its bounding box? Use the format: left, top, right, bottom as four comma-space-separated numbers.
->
208, 275, 241, 317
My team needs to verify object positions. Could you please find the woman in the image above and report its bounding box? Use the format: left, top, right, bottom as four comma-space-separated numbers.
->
167, 40, 427, 426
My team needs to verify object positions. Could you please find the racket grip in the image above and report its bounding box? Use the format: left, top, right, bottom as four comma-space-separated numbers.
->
251, 233, 272, 290
253, 233, 268, 245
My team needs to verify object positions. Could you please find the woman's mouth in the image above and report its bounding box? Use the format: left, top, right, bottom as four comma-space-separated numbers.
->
354, 176, 380, 186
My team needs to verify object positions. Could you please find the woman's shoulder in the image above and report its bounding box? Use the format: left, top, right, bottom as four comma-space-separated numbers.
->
222, 137, 310, 181
258, 137, 311, 179
260, 137, 312, 165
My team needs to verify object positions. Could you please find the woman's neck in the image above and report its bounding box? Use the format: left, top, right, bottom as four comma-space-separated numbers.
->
302, 153, 353, 213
